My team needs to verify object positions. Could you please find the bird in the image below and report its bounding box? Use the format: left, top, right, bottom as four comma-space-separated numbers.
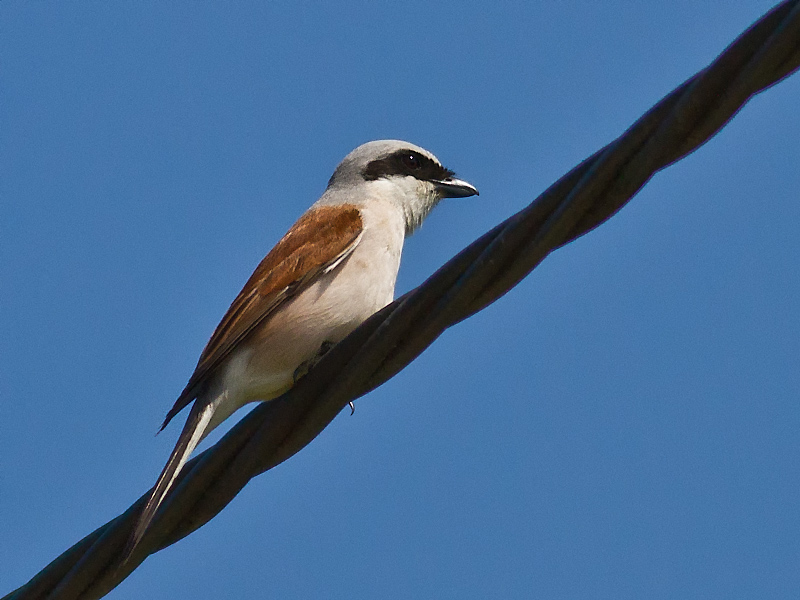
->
125, 139, 478, 558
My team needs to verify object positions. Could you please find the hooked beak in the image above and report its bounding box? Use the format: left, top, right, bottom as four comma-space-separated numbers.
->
434, 177, 479, 198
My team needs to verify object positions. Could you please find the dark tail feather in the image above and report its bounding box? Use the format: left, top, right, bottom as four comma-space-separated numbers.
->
122, 400, 216, 563
159, 384, 198, 433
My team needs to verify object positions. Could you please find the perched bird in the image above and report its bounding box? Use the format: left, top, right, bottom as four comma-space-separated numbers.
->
126, 140, 478, 557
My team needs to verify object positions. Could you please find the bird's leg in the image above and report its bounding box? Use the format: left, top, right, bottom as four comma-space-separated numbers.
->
292, 342, 328, 382
292, 360, 311, 384
316, 340, 336, 356
292, 341, 356, 415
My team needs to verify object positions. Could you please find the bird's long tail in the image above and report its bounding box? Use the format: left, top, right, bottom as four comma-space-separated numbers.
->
123, 400, 216, 562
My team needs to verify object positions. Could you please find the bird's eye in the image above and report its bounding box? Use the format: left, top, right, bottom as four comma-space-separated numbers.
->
401, 152, 422, 170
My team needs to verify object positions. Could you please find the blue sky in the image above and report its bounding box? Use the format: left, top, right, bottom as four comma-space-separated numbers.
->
2, 2, 799, 598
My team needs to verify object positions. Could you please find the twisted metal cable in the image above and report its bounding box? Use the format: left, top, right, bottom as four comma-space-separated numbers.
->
6, 2, 800, 598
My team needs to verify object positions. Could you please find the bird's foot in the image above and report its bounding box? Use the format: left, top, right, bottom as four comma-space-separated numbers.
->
292, 341, 356, 415
293, 340, 337, 384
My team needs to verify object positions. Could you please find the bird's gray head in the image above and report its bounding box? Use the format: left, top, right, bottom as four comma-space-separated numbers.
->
321, 140, 478, 234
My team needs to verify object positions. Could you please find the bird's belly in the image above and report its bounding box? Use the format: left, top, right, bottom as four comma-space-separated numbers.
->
231, 235, 401, 405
